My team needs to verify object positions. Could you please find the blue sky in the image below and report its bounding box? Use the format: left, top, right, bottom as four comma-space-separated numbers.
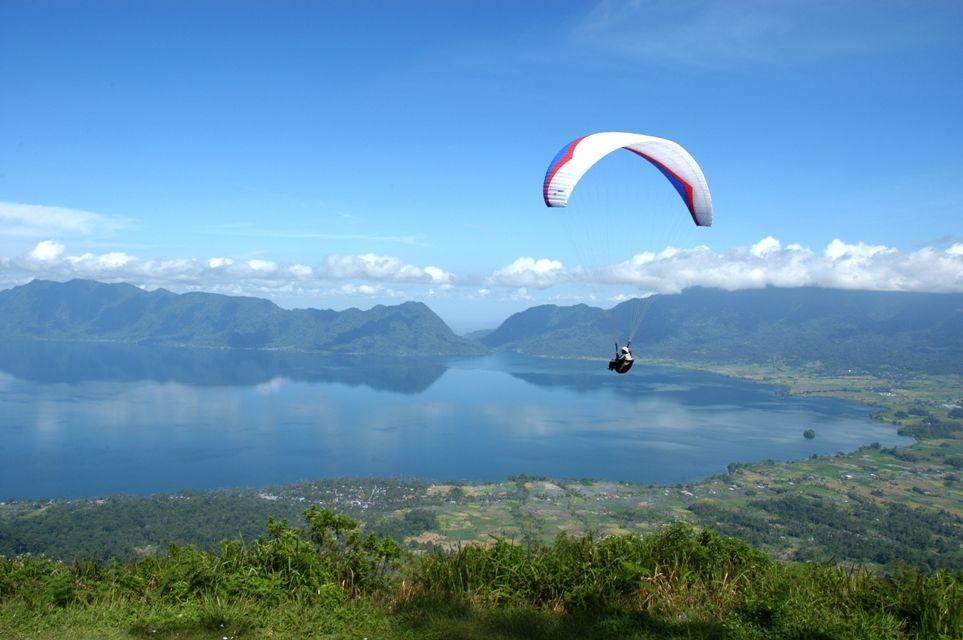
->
1, 1, 962, 331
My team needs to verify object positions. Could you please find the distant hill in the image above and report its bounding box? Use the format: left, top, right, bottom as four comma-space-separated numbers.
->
482, 287, 963, 374
462, 328, 493, 342
0, 279, 487, 356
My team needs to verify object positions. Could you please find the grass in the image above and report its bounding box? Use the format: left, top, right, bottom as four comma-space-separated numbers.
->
2, 512, 960, 640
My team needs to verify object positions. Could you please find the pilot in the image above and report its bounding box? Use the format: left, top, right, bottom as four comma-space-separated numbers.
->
608, 342, 634, 374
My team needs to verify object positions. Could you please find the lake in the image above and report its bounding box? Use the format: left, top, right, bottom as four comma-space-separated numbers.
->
0, 341, 911, 499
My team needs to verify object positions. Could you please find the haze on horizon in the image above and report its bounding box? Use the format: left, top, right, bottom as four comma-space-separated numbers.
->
1, 1, 962, 331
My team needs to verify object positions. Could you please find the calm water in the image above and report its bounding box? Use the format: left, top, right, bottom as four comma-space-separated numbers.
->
0, 341, 910, 499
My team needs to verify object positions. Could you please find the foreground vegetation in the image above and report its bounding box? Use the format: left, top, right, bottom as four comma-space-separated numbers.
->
2, 509, 961, 639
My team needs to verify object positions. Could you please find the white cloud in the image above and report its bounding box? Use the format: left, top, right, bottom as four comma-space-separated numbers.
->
1, 243, 453, 298
750, 236, 780, 257
288, 264, 312, 279
823, 238, 895, 260
4, 238, 963, 306
246, 259, 278, 274
319, 253, 451, 284
337, 283, 406, 298
340, 283, 380, 296
0, 202, 130, 238
488, 257, 567, 288
489, 239, 963, 294
422, 265, 450, 283
27, 240, 65, 261
64, 251, 134, 270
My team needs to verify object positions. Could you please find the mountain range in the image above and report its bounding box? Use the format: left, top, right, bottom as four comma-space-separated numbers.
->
0, 279, 485, 356
1, 280, 961, 374
482, 287, 963, 374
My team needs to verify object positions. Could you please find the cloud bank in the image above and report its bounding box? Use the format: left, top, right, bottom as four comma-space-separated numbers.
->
1, 242, 450, 297
3, 237, 962, 303
489, 257, 567, 288
488, 237, 963, 294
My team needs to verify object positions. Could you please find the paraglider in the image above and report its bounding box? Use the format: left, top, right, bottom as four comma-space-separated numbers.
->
608, 342, 634, 374
543, 131, 713, 373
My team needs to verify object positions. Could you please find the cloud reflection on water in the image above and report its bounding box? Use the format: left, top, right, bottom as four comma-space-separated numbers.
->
0, 345, 912, 498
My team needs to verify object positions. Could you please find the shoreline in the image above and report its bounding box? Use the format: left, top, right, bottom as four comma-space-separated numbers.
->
0, 357, 940, 504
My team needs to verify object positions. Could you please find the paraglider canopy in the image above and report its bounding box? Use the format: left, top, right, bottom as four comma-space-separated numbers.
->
543, 132, 712, 226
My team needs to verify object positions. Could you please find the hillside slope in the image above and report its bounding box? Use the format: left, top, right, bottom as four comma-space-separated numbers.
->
0, 279, 487, 356
482, 287, 963, 373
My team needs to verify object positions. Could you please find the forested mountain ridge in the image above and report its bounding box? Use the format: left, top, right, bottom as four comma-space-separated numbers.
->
482, 287, 963, 373
0, 279, 486, 356
3, 281, 962, 371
